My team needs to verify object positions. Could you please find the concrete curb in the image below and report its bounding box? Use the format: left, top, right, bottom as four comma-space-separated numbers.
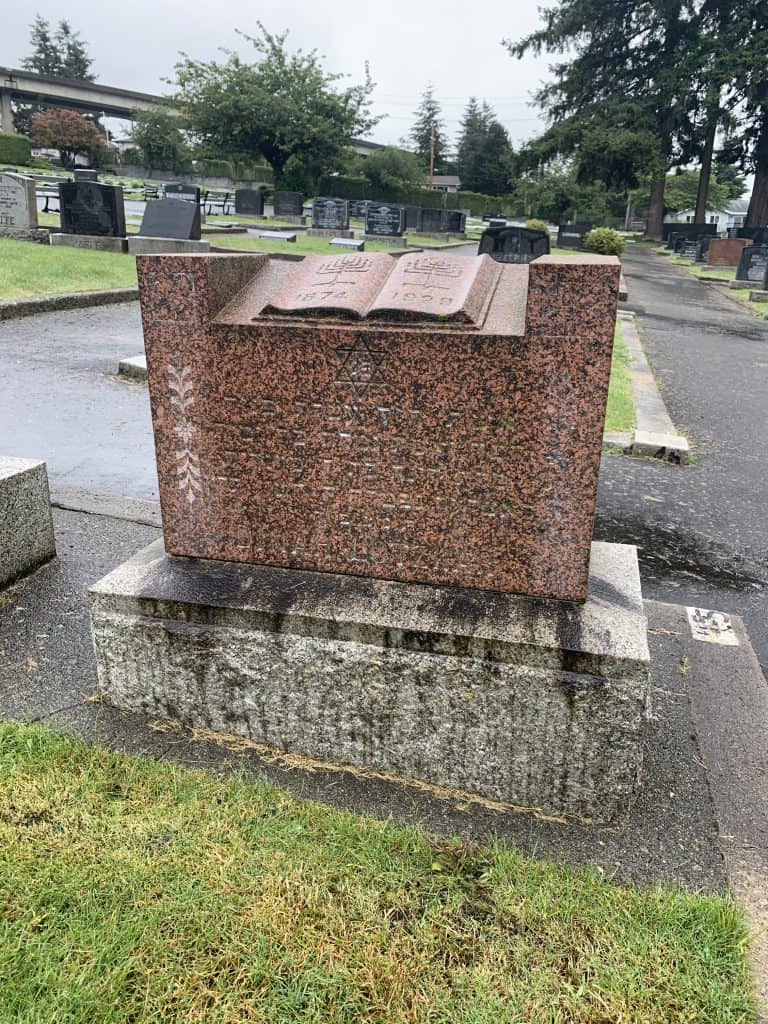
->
617, 311, 690, 464
0, 288, 139, 321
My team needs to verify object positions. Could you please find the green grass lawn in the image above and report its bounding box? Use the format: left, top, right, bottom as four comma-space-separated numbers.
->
605, 322, 636, 435
0, 237, 137, 300
0, 722, 754, 1024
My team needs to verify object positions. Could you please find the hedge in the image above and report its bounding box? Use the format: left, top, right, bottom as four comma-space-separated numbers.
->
0, 133, 31, 166
316, 175, 516, 216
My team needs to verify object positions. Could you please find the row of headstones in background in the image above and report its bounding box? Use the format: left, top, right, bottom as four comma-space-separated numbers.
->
478, 225, 550, 264
733, 226, 768, 244
407, 207, 467, 234
556, 223, 593, 249
663, 222, 717, 248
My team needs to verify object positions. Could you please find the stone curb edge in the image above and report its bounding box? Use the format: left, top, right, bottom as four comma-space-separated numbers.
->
0, 288, 139, 322
610, 311, 690, 464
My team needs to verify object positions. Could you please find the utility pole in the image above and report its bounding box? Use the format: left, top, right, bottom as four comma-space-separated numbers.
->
429, 124, 435, 186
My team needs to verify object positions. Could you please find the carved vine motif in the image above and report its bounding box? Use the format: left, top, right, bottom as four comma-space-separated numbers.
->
168, 364, 202, 503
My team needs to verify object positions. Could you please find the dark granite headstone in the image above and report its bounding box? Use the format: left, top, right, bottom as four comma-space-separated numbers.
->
164, 183, 200, 204
273, 191, 303, 217
694, 235, 712, 262
74, 169, 98, 182
311, 197, 349, 230
557, 222, 593, 249
735, 244, 768, 283
58, 181, 126, 237
736, 227, 768, 245
349, 200, 370, 219
680, 239, 699, 259
138, 199, 201, 240
421, 207, 444, 233
365, 203, 405, 236
443, 210, 466, 233
404, 205, 422, 231
234, 189, 264, 216
478, 226, 550, 264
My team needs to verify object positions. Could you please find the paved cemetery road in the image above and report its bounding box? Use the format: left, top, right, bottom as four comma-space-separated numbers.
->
596, 244, 768, 672
0, 303, 155, 498
1, 246, 767, 671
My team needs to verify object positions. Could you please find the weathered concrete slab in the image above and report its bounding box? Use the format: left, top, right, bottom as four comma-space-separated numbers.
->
90, 538, 650, 823
0, 456, 56, 588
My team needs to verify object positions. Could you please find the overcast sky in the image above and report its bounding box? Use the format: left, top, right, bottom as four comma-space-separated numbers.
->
2, 0, 554, 149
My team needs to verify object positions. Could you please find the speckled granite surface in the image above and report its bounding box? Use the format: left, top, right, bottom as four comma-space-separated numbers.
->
707, 238, 749, 268
137, 251, 620, 600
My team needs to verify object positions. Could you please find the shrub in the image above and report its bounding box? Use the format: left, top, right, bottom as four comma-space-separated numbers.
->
583, 227, 625, 256
120, 147, 143, 165
0, 132, 31, 165
525, 218, 549, 234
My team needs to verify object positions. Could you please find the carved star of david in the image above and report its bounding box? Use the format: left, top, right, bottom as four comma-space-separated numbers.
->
335, 339, 387, 398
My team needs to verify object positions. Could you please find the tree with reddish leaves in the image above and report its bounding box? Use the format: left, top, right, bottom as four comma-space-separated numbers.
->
30, 107, 108, 169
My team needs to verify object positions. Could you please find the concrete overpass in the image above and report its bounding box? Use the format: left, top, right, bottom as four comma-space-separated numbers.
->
0, 66, 176, 133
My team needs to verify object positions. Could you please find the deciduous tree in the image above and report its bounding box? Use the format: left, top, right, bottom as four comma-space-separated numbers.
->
132, 107, 189, 171
173, 24, 379, 189
30, 107, 107, 168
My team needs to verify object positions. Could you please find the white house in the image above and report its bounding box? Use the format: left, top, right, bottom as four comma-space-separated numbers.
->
665, 198, 750, 231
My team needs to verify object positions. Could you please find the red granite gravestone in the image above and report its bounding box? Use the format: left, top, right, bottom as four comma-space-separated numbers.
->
137, 251, 620, 601
707, 237, 749, 268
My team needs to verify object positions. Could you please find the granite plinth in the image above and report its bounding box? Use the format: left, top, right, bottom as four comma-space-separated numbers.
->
363, 233, 407, 247
306, 228, 354, 238
707, 238, 748, 268
271, 214, 306, 226
89, 539, 650, 822
0, 456, 56, 589
127, 237, 210, 254
137, 251, 620, 601
50, 233, 127, 253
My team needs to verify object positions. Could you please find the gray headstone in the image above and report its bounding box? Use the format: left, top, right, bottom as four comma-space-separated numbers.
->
311, 197, 349, 230
58, 181, 126, 237
138, 199, 202, 241
273, 191, 303, 217
74, 169, 99, 182
0, 171, 37, 232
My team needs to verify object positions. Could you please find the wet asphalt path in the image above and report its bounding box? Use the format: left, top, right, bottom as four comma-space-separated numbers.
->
596, 244, 768, 671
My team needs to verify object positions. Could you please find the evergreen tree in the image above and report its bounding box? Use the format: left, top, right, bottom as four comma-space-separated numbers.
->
15, 16, 95, 134
22, 15, 95, 79
456, 99, 513, 194
409, 85, 448, 174
505, 1, 701, 239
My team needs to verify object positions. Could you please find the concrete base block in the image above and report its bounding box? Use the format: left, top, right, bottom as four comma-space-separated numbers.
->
729, 280, 752, 290
272, 215, 306, 226
49, 233, 127, 253
748, 289, 768, 303
364, 234, 407, 248
305, 228, 353, 238
632, 429, 690, 464
0, 228, 49, 244
127, 237, 210, 254
414, 232, 468, 242
0, 456, 56, 589
118, 354, 147, 381
89, 539, 650, 823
